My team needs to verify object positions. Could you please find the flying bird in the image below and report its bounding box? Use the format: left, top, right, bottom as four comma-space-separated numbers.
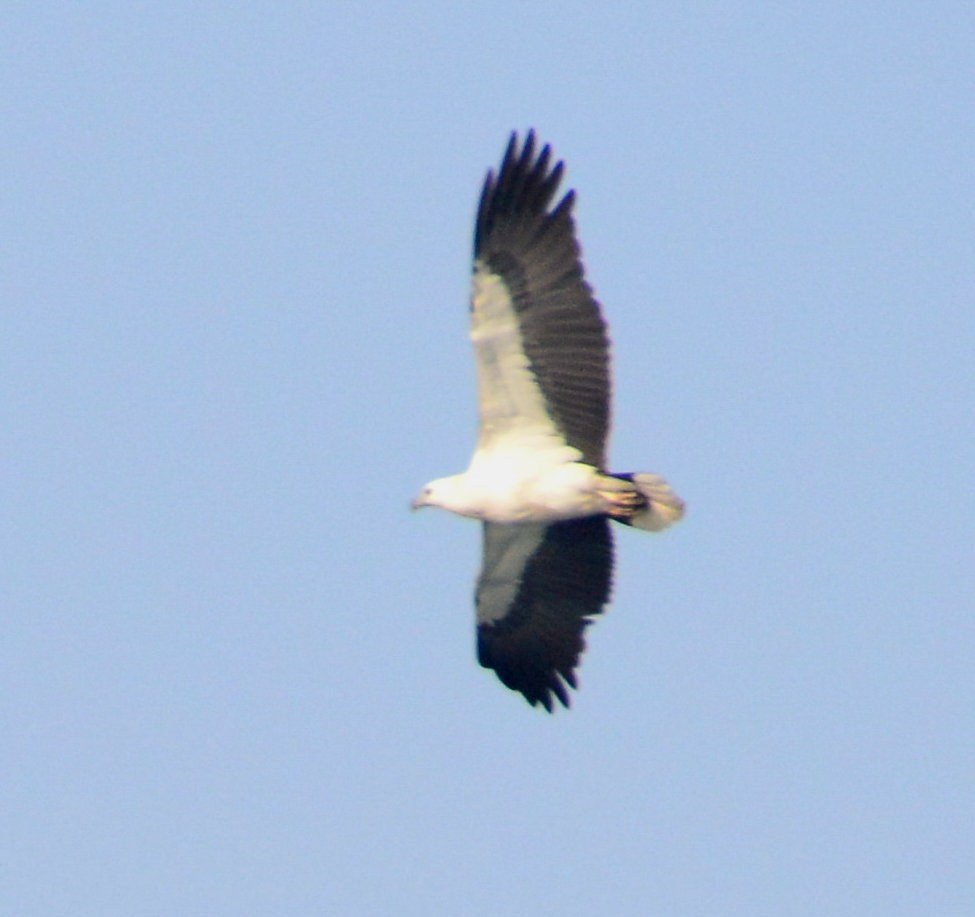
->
413, 131, 684, 711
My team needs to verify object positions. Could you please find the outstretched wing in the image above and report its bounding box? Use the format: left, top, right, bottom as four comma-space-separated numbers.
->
471, 131, 611, 468
475, 516, 614, 711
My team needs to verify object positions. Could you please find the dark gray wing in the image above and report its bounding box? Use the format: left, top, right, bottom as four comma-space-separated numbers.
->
472, 131, 611, 468
476, 516, 614, 711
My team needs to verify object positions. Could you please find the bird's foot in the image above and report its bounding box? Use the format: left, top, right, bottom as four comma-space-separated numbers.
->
598, 488, 645, 520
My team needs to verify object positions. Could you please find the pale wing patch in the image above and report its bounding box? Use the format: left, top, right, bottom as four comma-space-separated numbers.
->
476, 522, 547, 624
471, 262, 567, 450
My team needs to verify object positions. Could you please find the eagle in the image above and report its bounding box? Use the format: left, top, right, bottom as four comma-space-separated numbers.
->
413, 131, 684, 711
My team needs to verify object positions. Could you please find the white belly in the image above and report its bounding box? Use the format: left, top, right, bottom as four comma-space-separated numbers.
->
465, 448, 602, 524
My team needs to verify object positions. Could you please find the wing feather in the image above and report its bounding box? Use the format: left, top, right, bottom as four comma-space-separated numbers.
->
471, 131, 611, 467
475, 516, 614, 711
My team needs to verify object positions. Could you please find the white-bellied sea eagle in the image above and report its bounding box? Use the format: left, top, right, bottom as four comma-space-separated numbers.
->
413, 131, 684, 711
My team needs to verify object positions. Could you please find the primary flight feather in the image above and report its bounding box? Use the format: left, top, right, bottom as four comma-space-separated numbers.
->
413, 131, 684, 711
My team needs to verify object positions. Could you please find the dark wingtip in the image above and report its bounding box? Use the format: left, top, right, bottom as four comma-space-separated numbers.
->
534, 694, 554, 714
502, 130, 519, 167
521, 674, 574, 713
526, 688, 564, 714
474, 129, 570, 259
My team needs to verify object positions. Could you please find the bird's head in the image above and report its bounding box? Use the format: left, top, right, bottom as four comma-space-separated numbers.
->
411, 474, 480, 517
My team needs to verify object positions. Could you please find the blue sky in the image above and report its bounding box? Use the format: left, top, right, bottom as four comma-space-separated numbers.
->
3, 4, 973, 915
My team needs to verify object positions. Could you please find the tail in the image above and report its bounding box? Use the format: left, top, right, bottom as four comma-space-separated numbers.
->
607, 472, 685, 531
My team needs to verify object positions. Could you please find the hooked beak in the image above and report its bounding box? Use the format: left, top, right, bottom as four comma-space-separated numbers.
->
411, 484, 433, 511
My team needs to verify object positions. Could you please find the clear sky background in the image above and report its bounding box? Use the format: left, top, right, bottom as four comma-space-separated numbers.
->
4, 5, 973, 916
